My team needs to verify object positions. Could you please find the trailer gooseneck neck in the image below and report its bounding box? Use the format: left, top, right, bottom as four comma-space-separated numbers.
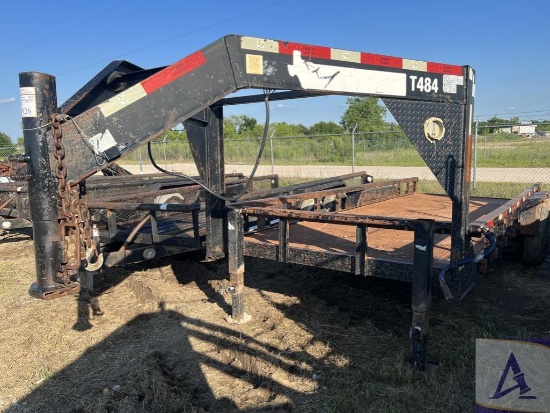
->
16, 35, 485, 367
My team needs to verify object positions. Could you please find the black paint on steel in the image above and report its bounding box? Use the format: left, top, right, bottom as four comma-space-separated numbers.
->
87, 201, 202, 212
244, 241, 415, 281
355, 224, 367, 275
58, 60, 145, 117
382, 69, 476, 299
218, 90, 323, 106
237, 178, 418, 209
411, 219, 435, 368
19, 72, 66, 296
187, 106, 226, 260
227, 208, 245, 319
237, 172, 368, 202
45, 35, 467, 185
278, 218, 289, 263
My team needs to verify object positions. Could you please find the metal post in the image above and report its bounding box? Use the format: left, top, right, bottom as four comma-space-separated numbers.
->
227, 207, 245, 320
19, 72, 75, 298
269, 130, 275, 175
351, 123, 358, 174
186, 106, 226, 261
162, 135, 168, 170
473, 121, 478, 191
138, 147, 143, 174
411, 219, 435, 369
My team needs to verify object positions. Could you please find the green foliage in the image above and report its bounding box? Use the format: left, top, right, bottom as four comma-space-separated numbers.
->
340, 97, 388, 132
477, 117, 511, 134
224, 115, 261, 138
163, 129, 187, 142
0, 132, 14, 148
308, 121, 345, 135
270, 122, 308, 137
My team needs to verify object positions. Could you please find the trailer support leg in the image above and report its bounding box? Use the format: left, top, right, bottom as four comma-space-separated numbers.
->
411, 219, 435, 369
227, 207, 246, 321
20, 72, 79, 299
186, 106, 226, 261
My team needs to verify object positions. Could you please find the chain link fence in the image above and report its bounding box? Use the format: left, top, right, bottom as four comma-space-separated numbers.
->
3, 130, 549, 199
0, 145, 21, 160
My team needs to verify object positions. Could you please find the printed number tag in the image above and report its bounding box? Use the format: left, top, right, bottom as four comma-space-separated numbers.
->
409, 76, 439, 93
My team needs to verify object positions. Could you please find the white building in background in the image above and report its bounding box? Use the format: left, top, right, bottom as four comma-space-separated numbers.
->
499, 123, 537, 137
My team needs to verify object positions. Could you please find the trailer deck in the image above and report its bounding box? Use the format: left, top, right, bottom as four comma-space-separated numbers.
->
244, 192, 504, 271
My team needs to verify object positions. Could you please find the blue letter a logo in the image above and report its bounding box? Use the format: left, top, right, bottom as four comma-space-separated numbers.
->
490, 352, 536, 400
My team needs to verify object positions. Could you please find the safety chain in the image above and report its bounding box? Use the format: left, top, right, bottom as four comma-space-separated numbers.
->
51, 115, 101, 280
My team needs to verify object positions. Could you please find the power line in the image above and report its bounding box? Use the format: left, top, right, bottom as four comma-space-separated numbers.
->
476, 109, 550, 120
56, 0, 287, 76
0, 0, 287, 94
0, 0, 136, 59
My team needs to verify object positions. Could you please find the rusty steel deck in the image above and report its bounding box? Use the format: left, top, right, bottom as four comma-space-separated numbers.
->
244, 193, 506, 270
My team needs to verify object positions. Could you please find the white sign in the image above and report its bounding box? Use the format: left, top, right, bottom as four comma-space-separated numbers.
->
20, 87, 37, 118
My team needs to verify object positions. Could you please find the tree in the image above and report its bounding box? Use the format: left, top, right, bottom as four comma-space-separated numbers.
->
479, 117, 510, 134
225, 115, 257, 135
308, 121, 344, 136
164, 129, 187, 142
270, 122, 308, 137
340, 97, 388, 132
0, 132, 14, 148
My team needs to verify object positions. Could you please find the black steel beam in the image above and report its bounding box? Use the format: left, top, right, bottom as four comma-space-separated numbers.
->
411, 219, 435, 368
187, 106, 226, 260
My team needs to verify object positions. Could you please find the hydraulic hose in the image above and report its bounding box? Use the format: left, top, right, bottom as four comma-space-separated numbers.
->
439, 226, 496, 300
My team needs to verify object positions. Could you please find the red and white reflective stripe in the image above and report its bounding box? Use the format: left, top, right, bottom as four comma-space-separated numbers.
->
241, 36, 463, 76
99, 51, 206, 118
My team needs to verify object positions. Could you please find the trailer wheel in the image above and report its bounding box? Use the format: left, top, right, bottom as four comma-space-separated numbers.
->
521, 204, 549, 265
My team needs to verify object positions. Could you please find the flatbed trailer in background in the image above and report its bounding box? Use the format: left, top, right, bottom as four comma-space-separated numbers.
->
1, 35, 548, 367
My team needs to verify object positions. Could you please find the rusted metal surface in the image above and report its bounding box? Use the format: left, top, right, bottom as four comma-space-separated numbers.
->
88, 201, 202, 212
471, 182, 543, 229
237, 178, 417, 209
518, 196, 547, 236
0, 160, 14, 177
237, 172, 369, 201
0, 195, 16, 211
244, 193, 506, 270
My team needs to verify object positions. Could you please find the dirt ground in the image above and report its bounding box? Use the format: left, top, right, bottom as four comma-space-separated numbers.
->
0, 229, 549, 413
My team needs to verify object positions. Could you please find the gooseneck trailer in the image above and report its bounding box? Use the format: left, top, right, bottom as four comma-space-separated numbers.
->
1, 35, 547, 367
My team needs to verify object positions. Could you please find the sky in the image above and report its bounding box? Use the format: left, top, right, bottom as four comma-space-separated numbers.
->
1, 0, 549, 141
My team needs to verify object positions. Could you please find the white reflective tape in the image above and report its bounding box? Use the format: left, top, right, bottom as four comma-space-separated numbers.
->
287, 51, 406, 96
160, 203, 168, 211
99, 83, 147, 118
415, 244, 427, 251
402, 59, 427, 72
331, 48, 361, 63
241, 36, 279, 53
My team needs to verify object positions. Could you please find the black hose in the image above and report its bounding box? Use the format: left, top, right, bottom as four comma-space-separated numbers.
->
439, 227, 496, 300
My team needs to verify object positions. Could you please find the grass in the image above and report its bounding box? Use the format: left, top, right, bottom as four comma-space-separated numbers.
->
125, 135, 550, 168
275, 177, 534, 200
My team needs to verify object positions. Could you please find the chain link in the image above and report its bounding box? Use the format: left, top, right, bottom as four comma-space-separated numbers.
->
51, 114, 99, 279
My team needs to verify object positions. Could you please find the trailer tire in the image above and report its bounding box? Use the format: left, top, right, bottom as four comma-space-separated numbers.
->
521, 204, 549, 265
